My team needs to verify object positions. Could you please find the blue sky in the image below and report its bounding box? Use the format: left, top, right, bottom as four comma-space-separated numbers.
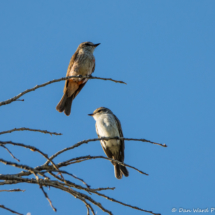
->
0, 1, 215, 215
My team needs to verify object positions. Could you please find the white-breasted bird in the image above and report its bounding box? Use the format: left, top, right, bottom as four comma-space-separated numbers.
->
88, 107, 129, 179
56, 41, 100, 116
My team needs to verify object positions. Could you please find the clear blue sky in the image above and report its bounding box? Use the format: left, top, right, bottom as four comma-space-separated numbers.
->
0, 1, 215, 215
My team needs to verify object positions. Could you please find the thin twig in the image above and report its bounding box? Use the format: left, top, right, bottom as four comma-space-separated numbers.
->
0, 75, 126, 106
47, 171, 114, 196
0, 205, 23, 215
39, 185, 57, 212
15, 99, 24, 102
0, 145, 20, 162
93, 190, 161, 215
7, 167, 115, 193
48, 169, 91, 188
123, 137, 167, 147
0, 127, 62, 136
62, 187, 113, 215
0, 189, 25, 192
75, 194, 95, 215
76, 195, 96, 215
88, 76, 126, 84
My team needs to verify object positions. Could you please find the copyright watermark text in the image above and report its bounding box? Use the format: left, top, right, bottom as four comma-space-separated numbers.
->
171, 208, 215, 213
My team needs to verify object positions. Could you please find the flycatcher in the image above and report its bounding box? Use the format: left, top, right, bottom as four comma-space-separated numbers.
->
56, 42, 100, 116
88, 107, 129, 179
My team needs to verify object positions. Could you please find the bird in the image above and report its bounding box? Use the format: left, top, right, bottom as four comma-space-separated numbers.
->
88, 107, 129, 179
56, 42, 100, 116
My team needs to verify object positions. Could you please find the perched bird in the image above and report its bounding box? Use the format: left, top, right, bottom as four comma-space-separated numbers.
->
56, 42, 100, 116
88, 107, 129, 179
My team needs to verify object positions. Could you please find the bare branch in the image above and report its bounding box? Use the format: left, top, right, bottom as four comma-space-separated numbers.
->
0, 145, 20, 162
60, 155, 148, 176
0, 205, 23, 215
88, 76, 126, 84
11, 168, 115, 193
46, 137, 166, 165
14, 99, 24, 102
93, 190, 161, 215
45, 171, 157, 214
87, 206, 90, 215
47, 171, 113, 195
47, 171, 92, 196
0, 141, 65, 181
0, 189, 25, 192
0, 127, 62, 136
62, 187, 113, 215
0, 175, 160, 215
39, 185, 57, 212
123, 137, 166, 147
73, 193, 95, 215
0, 158, 47, 178
48, 169, 91, 188
0, 75, 126, 106
81, 199, 95, 215
0, 134, 163, 215
87, 202, 95, 215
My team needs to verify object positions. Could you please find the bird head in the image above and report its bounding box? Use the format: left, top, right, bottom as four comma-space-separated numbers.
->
78, 42, 100, 53
88, 107, 112, 120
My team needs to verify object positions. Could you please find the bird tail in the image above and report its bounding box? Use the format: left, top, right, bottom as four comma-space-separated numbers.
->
64, 96, 73, 116
56, 94, 73, 116
120, 165, 129, 177
114, 164, 123, 179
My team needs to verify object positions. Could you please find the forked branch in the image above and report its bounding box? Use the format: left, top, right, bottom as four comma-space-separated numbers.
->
0, 76, 164, 215
0, 135, 163, 215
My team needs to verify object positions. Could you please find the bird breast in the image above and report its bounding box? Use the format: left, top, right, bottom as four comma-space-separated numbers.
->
96, 114, 120, 149
69, 51, 95, 77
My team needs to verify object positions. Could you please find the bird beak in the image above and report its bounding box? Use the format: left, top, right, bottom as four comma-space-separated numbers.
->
93, 43, 100, 47
88, 113, 94, 116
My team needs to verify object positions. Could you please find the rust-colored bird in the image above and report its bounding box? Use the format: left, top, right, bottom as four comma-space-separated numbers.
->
56, 42, 100, 116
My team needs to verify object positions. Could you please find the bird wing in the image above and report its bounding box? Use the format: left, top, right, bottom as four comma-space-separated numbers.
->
64, 54, 95, 98
63, 50, 78, 95
113, 114, 125, 162
72, 59, 95, 99
72, 82, 87, 100
96, 124, 113, 159
92, 57, 95, 73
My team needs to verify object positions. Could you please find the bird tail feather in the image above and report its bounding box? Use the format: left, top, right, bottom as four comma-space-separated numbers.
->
64, 96, 73, 116
114, 164, 123, 179
120, 165, 129, 177
56, 94, 68, 113
56, 94, 73, 116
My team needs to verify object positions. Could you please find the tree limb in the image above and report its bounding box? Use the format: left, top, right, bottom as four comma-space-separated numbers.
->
0, 75, 126, 106
0, 189, 25, 192
0, 205, 23, 215
59, 155, 148, 175
39, 185, 57, 212
45, 137, 166, 166
0, 127, 62, 136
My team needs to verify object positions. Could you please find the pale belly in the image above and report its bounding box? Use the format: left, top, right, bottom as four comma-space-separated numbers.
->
96, 114, 120, 151
69, 54, 94, 79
